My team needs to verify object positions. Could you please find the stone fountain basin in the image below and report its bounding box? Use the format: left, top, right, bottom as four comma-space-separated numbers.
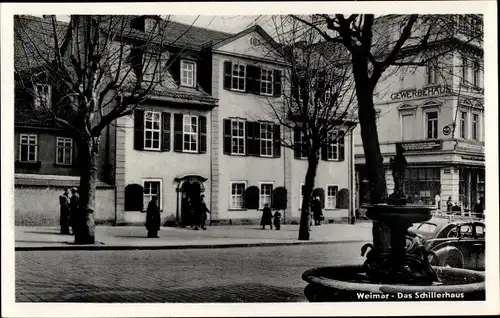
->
302, 265, 485, 302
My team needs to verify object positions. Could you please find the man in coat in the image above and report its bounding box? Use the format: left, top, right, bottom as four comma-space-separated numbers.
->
59, 188, 71, 234
69, 187, 79, 236
146, 196, 161, 238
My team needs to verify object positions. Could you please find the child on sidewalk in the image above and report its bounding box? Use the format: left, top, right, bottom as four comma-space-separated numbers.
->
273, 209, 281, 230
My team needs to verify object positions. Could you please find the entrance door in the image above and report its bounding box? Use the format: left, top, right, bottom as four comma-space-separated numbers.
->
180, 181, 202, 226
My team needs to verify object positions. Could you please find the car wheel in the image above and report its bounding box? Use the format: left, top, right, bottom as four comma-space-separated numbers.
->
442, 252, 463, 268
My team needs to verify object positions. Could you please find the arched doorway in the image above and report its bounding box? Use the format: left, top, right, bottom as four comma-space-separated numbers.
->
174, 175, 207, 227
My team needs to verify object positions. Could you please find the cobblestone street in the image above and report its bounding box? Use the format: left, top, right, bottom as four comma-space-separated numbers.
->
16, 242, 365, 302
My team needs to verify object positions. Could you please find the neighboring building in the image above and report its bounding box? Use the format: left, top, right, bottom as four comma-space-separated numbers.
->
14, 16, 115, 226
354, 14, 484, 212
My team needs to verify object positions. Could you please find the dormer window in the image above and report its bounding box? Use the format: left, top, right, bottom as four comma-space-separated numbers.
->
142, 53, 163, 83
34, 84, 51, 109
181, 60, 196, 88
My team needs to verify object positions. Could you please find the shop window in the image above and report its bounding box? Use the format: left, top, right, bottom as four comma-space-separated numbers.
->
403, 167, 441, 205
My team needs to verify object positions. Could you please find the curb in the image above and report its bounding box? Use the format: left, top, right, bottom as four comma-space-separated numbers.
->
15, 239, 368, 252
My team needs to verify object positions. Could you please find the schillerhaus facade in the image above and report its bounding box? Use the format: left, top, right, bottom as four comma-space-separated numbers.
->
354, 15, 485, 212
14, 15, 356, 226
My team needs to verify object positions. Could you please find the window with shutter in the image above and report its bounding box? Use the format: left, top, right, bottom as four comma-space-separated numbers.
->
230, 181, 246, 209
259, 183, 274, 209
223, 61, 232, 90
273, 124, 281, 158
144, 111, 161, 150
246, 121, 255, 155
173, 113, 183, 152
273, 70, 282, 97
293, 127, 301, 159
339, 130, 345, 161
124, 184, 144, 211
245, 185, 259, 210
230, 118, 245, 155
259, 122, 273, 157
199, 115, 207, 153
246, 65, 261, 94
161, 112, 171, 152
325, 185, 339, 209
260, 68, 273, 95
223, 119, 232, 154
134, 109, 145, 150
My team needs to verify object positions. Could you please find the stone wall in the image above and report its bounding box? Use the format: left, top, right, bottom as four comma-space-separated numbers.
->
15, 186, 116, 226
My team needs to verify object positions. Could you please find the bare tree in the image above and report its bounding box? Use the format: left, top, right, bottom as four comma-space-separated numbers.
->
290, 14, 483, 204
263, 16, 357, 240
14, 15, 195, 244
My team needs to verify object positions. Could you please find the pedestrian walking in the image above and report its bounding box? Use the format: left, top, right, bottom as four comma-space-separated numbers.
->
59, 188, 71, 234
145, 196, 161, 238
273, 209, 281, 230
474, 197, 485, 218
260, 203, 273, 229
312, 197, 323, 226
446, 196, 453, 213
198, 195, 210, 230
451, 202, 461, 213
69, 187, 79, 236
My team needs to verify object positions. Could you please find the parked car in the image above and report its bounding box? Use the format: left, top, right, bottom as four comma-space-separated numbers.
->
406, 216, 485, 271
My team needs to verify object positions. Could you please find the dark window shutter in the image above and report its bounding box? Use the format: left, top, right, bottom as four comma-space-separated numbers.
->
339, 132, 345, 161
293, 127, 301, 159
223, 61, 232, 90
168, 55, 181, 86
199, 115, 207, 153
246, 65, 261, 94
246, 121, 254, 155
223, 119, 231, 154
273, 124, 281, 158
134, 109, 144, 150
161, 112, 171, 152
321, 144, 327, 161
253, 122, 261, 157
173, 114, 183, 152
125, 184, 144, 211
273, 70, 282, 97
245, 186, 259, 210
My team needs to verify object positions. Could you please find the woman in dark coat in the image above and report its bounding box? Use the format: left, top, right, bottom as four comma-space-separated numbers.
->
260, 203, 273, 229
198, 195, 210, 230
312, 197, 323, 226
146, 196, 161, 238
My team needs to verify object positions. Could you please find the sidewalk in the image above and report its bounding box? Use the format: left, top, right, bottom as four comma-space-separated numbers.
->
15, 222, 373, 251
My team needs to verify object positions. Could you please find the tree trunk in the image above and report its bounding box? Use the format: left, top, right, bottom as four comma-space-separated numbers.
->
74, 136, 99, 244
298, 154, 319, 240
351, 53, 387, 204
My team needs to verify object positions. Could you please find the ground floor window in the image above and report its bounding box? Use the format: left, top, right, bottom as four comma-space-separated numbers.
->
403, 167, 441, 205
326, 185, 338, 209
259, 183, 273, 209
230, 182, 246, 209
143, 180, 162, 210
